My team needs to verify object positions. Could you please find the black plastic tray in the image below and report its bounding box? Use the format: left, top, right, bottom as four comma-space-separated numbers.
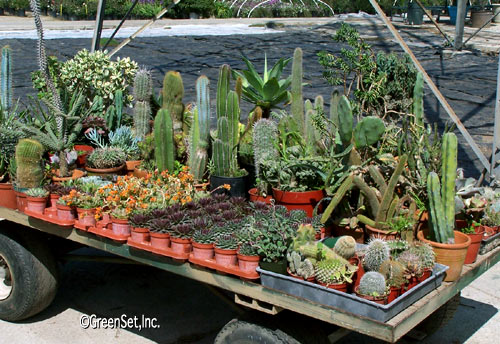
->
258, 263, 448, 323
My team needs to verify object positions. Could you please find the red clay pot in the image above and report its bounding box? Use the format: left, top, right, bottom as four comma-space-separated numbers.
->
214, 247, 237, 267
26, 196, 48, 214
133, 167, 149, 179
74, 144, 94, 167
272, 188, 325, 217
49, 194, 60, 208
170, 237, 192, 255
86, 164, 125, 176
365, 224, 398, 241
150, 232, 170, 249
52, 169, 85, 183
248, 188, 273, 204
15, 191, 27, 212
131, 227, 150, 243
354, 286, 387, 305
111, 217, 131, 237
318, 282, 348, 292
464, 226, 485, 264
353, 254, 365, 290
387, 286, 401, 303
56, 203, 75, 221
332, 224, 365, 243
192, 242, 215, 260
77, 208, 96, 227
0, 183, 17, 209
126, 160, 142, 176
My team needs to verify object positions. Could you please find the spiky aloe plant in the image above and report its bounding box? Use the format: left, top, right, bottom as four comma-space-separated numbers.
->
188, 76, 210, 182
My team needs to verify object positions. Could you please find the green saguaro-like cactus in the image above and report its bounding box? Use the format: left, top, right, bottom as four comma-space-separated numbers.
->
133, 69, 152, 139
0, 46, 12, 110
154, 108, 175, 173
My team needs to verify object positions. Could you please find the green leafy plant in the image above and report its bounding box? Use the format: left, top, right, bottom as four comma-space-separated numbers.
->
215, 234, 239, 250
193, 228, 215, 244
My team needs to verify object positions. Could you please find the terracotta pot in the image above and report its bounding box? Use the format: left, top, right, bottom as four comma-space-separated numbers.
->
354, 286, 387, 305
131, 227, 150, 243
111, 217, 131, 237
365, 224, 398, 241
272, 188, 325, 217
133, 167, 149, 179
74, 144, 93, 167
86, 164, 125, 176
150, 232, 170, 249
318, 282, 348, 292
0, 183, 17, 209
125, 160, 142, 176
194, 182, 210, 192
387, 286, 401, 303
76, 208, 96, 227
52, 169, 85, 183
192, 242, 214, 260
14, 191, 27, 212
481, 225, 497, 237
56, 204, 75, 221
332, 224, 364, 243
49, 194, 60, 208
464, 226, 485, 264
248, 188, 273, 204
170, 237, 192, 255
417, 230, 471, 282
26, 196, 48, 214
214, 247, 237, 266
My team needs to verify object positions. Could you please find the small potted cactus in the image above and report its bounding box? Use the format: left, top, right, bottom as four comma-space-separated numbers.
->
286, 251, 315, 282
397, 251, 423, 292
149, 218, 171, 250
379, 260, 406, 303
355, 271, 388, 305
169, 224, 193, 255
237, 243, 261, 275
408, 242, 436, 282
129, 212, 151, 243
25, 188, 49, 214
314, 258, 355, 292
333, 235, 357, 261
214, 234, 239, 267
192, 228, 215, 260
363, 239, 390, 272
85, 147, 126, 175
75, 193, 99, 227
56, 196, 76, 221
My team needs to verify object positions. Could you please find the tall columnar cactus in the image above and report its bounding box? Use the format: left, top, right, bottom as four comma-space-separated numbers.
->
162, 71, 185, 133
412, 72, 424, 128
363, 239, 390, 272
133, 69, 153, 139
333, 235, 356, 260
15, 139, 44, 188
329, 90, 341, 129
253, 119, 278, 177
358, 271, 387, 296
154, 109, 175, 173
1, 46, 12, 110
188, 76, 211, 182
290, 47, 304, 133
105, 89, 123, 132
427, 132, 457, 244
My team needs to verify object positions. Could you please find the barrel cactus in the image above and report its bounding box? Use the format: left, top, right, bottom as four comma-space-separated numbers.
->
408, 243, 436, 270
397, 251, 423, 279
379, 260, 406, 288
363, 239, 390, 272
333, 235, 356, 260
15, 139, 44, 188
358, 271, 387, 296
315, 258, 354, 285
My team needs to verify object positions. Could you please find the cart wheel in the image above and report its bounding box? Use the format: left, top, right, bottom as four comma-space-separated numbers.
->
415, 292, 461, 336
215, 319, 299, 344
0, 226, 59, 321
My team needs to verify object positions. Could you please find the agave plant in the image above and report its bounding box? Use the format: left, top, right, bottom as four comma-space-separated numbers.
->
232, 54, 291, 118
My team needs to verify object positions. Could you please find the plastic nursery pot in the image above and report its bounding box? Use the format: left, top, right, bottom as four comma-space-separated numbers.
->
49, 194, 60, 208
237, 254, 261, 275
74, 144, 93, 167
26, 196, 48, 214
125, 160, 142, 176
387, 286, 401, 304
149, 232, 170, 249
56, 204, 75, 221
348, 255, 363, 292
259, 259, 288, 275
417, 230, 471, 282
0, 183, 17, 209
111, 217, 131, 237
210, 175, 248, 199
354, 286, 387, 305
131, 227, 150, 243
365, 224, 398, 241
52, 169, 85, 183
248, 188, 273, 204
417, 269, 432, 283
272, 188, 325, 218
170, 237, 192, 255
406, 276, 419, 291
14, 191, 27, 212
464, 226, 485, 264
214, 248, 238, 267
318, 282, 348, 292
86, 164, 126, 176
192, 242, 214, 260
76, 208, 96, 227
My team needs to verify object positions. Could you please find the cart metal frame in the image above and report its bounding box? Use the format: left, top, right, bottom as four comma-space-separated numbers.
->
1, 207, 498, 343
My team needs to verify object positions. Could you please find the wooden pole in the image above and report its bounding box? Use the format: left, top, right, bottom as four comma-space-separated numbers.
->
454, 0, 467, 50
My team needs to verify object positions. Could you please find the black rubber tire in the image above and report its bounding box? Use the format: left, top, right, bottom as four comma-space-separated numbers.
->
214, 319, 291, 344
415, 292, 461, 336
0, 225, 59, 321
